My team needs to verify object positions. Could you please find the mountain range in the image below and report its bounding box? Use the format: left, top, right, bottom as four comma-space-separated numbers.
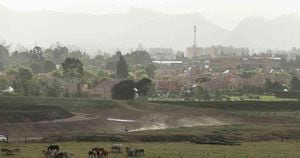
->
0, 5, 299, 53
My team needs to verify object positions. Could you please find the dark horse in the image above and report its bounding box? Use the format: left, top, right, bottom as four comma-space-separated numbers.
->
91, 148, 105, 153
47, 145, 60, 152
88, 151, 96, 158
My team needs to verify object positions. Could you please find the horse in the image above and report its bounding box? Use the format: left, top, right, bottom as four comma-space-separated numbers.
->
54, 152, 69, 158
47, 145, 60, 152
101, 150, 109, 158
111, 144, 122, 153
135, 149, 145, 156
126, 147, 136, 157
126, 147, 145, 157
42, 150, 56, 158
88, 151, 96, 158
92, 148, 105, 153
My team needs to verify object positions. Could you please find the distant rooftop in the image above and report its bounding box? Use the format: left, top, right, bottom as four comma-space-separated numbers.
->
153, 61, 183, 64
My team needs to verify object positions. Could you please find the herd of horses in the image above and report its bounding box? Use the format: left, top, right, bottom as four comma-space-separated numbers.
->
88, 144, 145, 158
44, 144, 145, 158
43, 145, 72, 158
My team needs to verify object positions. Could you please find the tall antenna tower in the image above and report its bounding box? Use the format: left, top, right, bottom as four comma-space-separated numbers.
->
194, 25, 197, 48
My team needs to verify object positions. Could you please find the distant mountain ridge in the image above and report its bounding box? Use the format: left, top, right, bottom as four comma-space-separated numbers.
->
0, 5, 299, 52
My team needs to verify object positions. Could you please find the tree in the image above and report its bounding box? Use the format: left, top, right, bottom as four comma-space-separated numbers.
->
89, 54, 106, 67
30, 62, 42, 74
23, 79, 40, 96
43, 60, 56, 73
272, 81, 284, 91
116, 54, 129, 79
30, 46, 45, 63
291, 77, 300, 92
96, 69, 109, 79
45, 44, 68, 64
62, 58, 83, 81
145, 64, 156, 79
44, 78, 62, 97
111, 80, 136, 100
17, 67, 33, 81
175, 51, 184, 60
264, 78, 284, 92
263, 78, 273, 91
51, 69, 63, 78
135, 78, 152, 97
0, 44, 9, 68
0, 78, 9, 90
125, 50, 152, 65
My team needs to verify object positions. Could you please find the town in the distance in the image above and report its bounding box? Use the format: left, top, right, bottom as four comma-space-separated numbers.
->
1, 26, 300, 101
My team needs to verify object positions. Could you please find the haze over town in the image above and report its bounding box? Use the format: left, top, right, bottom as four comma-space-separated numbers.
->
0, 0, 300, 54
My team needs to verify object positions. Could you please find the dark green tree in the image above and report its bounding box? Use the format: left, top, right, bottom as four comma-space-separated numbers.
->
0, 44, 9, 68
135, 78, 152, 96
30, 62, 42, 74
111, 80, 135, 100
116, 54, 129, 79
44, 78, 62, 97
263, 78, 273, 91
45, 44, 68, 64
264, 78, 284, 92
291, 77, 300, 92
17, 67, 33, 81
30, 46, 45, 63
145, 64, 156, 79
43, 60, 56, 73
62, 58, 83, 81
125, 50, 152, 65
0, 78, 9, 90
23, 79, 40, 96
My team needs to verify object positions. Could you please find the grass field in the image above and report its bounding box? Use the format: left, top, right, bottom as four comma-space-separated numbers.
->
1, 141, 300, 158
228, 95, 298, 101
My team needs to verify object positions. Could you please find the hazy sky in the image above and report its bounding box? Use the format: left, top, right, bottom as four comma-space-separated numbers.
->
0, 0, 299, 29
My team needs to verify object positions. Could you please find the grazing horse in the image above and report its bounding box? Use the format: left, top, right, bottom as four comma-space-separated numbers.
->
54, 152, 69, 158
88, 151, 96, 158
48, 145, 60, 152
126, 147, 136, 157
101, 150, 109, 158
135, 149, 145, 156
92, 148, 105, 153
42, 150, 56, 158
126, 147, 145, 157
111, 144, 123, 153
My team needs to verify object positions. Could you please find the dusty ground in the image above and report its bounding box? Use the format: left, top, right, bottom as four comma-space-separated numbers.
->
0, 101, 241, 140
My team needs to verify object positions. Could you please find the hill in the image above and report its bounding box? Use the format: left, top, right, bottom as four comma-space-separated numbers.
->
0, 6, 228, 52
1, 6, 299, 51
228, 14, 300, 49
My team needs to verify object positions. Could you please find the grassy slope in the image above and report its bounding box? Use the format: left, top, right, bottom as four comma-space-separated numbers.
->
0, 105, 73, 123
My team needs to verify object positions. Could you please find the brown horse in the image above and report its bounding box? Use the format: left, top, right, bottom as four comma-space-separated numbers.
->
101, 150, 109, 158
88, 151, 96, 158
92, 148, 104, 153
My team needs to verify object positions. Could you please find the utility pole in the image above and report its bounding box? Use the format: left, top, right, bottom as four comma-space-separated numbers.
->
194, 25, 197, 48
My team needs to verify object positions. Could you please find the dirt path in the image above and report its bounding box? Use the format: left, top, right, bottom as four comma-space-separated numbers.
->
1, 113, 98, 125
